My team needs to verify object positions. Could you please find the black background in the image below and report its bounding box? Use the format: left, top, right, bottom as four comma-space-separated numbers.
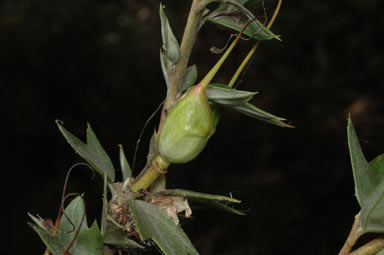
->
1, 0, 384, 254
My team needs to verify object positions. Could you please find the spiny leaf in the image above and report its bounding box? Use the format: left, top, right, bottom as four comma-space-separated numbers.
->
198, 200, 246, 216
158, 189, 245, 216
159, 189, 241, 203
160, 49, 170, 88
28, 196, 103, 255
347, 118, 371, 206
206, 83, 257, 105
230, 103, 293, 128
119, 145, 132, 181
204, 0, 279, 41
347, 118, 384, 234
159, 3, 180, 67
56, 121, 115, 183
128, 199, 199, 255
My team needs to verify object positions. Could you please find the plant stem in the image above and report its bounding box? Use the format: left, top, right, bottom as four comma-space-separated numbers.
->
158, 0, 205, 132
198, 36, 240, 89
131, 156, 169, 194
131, 0, 206, 194
339, 213, 362, 255
350, 238, 384, 255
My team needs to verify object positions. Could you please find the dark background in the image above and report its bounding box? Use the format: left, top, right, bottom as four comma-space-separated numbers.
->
1, 0, 384, 254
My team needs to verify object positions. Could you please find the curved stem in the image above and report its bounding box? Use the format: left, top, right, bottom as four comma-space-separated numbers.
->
339, 213, 363, 255
350, 238, 384, 255
228, 0, 283, 88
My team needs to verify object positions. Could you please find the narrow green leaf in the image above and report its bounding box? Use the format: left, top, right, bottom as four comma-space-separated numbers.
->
206, 16, 277, 41
57, 121, 115, 183
29, 196, 103, 255
128, 199, 199, 255
28, 213, 50, 232
198, 200, 246, 216
119, 145, 132, 181
206, 83, 257, 105
159, 3, 180, 66
347, 118, 371, 206
160, 49, 170, 88
204, 0, 279, 41
158, 189, 245, 216
159, 189, 241, 203
230, 103, 293, 128
180, 65, 198, 92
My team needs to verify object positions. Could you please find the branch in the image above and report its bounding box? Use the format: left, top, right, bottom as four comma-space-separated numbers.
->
158, 0, 206, 131
351, 238, 384, 255
339, 213, 362, 255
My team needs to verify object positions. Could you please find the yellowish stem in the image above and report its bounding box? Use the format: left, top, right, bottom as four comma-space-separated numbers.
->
339, 213, 362, 255
131, 156, 169, 194
350, 238, 384, 255
199, 36, 240, 90
228, 0, 283, 88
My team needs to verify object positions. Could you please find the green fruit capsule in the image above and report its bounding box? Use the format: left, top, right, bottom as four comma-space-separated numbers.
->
159, 85, 212, 164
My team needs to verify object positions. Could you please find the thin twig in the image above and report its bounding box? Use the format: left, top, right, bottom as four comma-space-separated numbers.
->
351, 237, 384, 255
339, 213, 362, 255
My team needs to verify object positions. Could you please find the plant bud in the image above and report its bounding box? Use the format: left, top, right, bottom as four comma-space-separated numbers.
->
159, 85, 212, 164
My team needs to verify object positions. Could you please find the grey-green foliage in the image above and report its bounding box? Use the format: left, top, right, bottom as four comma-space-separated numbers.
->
348, 118, 384, 234
28, 196, 103, 255
119, 145, 132, 181
180, 65, 198, 92
203, 0, 279, 41
159, 189, 245, 215
159, 3, 180, 89
206, 84, 291, 128
57, 121, 115, 183
128, 199, 199, 255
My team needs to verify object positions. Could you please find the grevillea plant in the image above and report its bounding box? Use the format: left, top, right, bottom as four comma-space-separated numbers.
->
28, 0, 292, 254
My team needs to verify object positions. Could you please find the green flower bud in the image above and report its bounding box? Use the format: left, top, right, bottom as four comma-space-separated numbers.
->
159, 85, 212, 164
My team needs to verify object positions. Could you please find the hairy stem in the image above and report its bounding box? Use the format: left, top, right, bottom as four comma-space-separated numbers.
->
350, 238, 384, 255
339, 213, 362, 255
